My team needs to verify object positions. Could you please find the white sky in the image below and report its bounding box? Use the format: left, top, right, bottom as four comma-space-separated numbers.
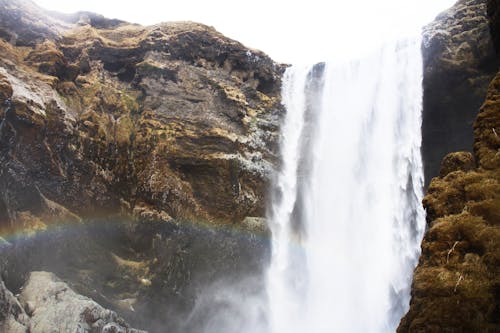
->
33, 0, 457, 64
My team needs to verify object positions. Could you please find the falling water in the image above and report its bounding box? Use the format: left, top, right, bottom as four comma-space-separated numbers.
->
267, 37, 425, 333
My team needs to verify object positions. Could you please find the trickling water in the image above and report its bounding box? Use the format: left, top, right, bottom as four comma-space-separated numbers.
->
267, 37, 425, 333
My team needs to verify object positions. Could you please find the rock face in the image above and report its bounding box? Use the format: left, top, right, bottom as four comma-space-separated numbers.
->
488, 0, 500, 52
0, 217, 269, 333
421, 0, 500, 186
0, 0, 284, 236
398, 72, 500, 333
0, 272, 145, 333
0, 2, 280, 332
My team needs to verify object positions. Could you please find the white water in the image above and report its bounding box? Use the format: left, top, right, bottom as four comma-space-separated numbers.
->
267, 37, 426, 333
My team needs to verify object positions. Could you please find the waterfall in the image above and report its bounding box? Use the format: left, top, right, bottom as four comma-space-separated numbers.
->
267, 37, 425, 333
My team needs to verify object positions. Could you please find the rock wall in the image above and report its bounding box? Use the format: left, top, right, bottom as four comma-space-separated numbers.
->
0, 217, 269, 333
0, 0, 284, 237
421, 0, 500, 186
488, 0, 500, 52
399, 1, 500, 330
0, 2, 280, 332
398, 71, 499, 332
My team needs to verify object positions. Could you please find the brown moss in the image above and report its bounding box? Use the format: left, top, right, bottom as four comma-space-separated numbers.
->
440, 151, 476, 177
0, 3, 283, 240
399, 72, 500, 333
24, 40, 79, 81
474, 73, 500, 170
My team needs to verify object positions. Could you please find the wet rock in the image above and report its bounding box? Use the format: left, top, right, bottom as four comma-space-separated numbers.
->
0, 236, 11, 249
0, 277, 29, 333
0, 0, 284, 236
487, 0, 500, 52
18, 271, 146, 333
421, 0, 500, 186
0, 0, 70, 46
0, 3, 279, 331
241, 216, 268, 234
0, 72, 13, 102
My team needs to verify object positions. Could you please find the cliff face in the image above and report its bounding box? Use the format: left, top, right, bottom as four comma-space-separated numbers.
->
398, 73, 500, 333
0, 2, 282, 331
398, 1, 500, 331
488, 0, 500, 52
0, 0, 284, 236
421, 0, 500, 186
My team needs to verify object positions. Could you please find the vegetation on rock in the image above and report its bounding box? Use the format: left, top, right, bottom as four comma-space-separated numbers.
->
0, 0, 285, 239
421, 0, 500, 186
0, 1, 281, 332
398, 72, 500, 333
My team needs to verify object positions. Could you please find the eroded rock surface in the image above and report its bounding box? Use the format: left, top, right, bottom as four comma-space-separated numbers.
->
0, 277, 29, 333
0, 271, 145, 333
0, 0, 284, 237
421, 0, 500, 186
398, 72, 500, 333
0, 2, 279, 332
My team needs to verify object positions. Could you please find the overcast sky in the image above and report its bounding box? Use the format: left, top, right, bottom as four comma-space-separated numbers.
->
33, 0, 457, 64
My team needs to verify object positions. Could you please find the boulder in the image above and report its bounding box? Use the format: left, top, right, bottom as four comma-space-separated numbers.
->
19, 271, 146, 333
0, 278, 29, 333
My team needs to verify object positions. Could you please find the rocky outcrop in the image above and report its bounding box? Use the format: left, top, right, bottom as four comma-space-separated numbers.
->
1, 272, 145, 333
0, 0, 284, 238
398, 72, 500, 333
404, 2, 500, 330
0, 2, 281, 331
20, 271, 145, 333
421, 0, 500, 186
0, 277, 29, 333
0, 217, 269, 333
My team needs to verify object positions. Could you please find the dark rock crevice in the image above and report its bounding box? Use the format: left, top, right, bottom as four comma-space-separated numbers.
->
421, 0, 500, 186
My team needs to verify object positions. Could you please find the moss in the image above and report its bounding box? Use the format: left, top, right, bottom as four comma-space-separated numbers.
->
440, 152, 475, 177
120, 92, 139, 113
399, 72, 500, 333
474, 73, 500, 170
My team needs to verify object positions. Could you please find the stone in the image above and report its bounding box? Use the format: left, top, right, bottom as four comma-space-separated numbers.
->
0, 278, 29, 333
0, 3, 279, 331
487, 0, 500, 52
18, 271, 145, 333
421, 0, 500, 186
0, 236, 11, 249
0, 72, 13, 103
0, 0, 284, 236
241, 216, 269, 234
